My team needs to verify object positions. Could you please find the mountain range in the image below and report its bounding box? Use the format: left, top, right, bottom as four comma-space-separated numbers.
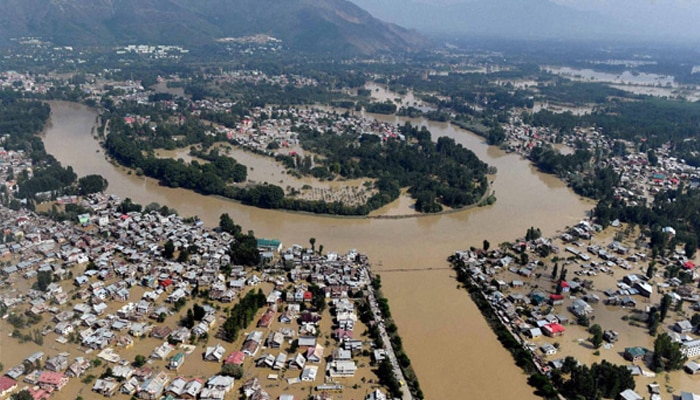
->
0, 0, 427, 54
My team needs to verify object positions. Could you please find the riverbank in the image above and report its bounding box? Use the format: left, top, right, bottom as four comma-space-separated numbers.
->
451, 255, 554, 396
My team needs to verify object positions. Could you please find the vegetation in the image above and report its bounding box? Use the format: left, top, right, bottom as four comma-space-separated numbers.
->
551, 358, 635, 400
33, 270, 53, 292
651, 333, 686, 372
375, 359, 402, 398
365, 101, 397, 114
0, 92, 79, 203
77, 174, 109, 195
588, 324, 603, 349
133, 354, 147, 368
10, 390, 33, 400
296, 122, 489, 213
220, 289, 266, 342
534, 98, 700, 148
220, 363, 244, 379
105, 109, 490, 215
357, 275, 423, 399
594, 187, 700, 254
229, 229, 261, 267
308, 284, 326, 312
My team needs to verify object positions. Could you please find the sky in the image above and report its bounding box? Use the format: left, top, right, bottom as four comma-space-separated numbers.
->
350, 0, 700, 43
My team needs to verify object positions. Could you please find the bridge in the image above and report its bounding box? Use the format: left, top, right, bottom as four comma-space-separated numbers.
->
376, 266, 452, 273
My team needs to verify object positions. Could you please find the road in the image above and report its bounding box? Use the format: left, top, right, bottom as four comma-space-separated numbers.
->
363, 268, 413, 400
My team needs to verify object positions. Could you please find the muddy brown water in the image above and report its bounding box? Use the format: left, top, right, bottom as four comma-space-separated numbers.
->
37, 101, 593, 399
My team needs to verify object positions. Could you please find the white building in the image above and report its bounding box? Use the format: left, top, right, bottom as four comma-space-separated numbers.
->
682, 339, 700, 358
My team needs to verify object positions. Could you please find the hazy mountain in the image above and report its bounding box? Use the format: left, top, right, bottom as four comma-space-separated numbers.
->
0, 0, 427, 54
349, 0, 638, 41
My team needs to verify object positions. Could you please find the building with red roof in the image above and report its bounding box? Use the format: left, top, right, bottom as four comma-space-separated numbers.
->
38, 371, 69, 391
257, 309, 275, 328
160, 278, 173, 289
28, 387, 53, 400
549, 293, 564, 305
224, 351, 246, 366
0, 376, 17, 397
543, 323, 566, 337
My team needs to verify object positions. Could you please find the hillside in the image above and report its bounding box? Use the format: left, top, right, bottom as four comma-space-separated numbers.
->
0, 0, 426, 54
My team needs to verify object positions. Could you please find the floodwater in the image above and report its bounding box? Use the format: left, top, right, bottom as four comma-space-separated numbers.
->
41, 101, 593, 399
154, 145, 375, 206
546, 67, 675, 87
532, 102, 593, 116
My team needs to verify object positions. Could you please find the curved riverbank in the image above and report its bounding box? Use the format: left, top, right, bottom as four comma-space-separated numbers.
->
42, 100, 592, 400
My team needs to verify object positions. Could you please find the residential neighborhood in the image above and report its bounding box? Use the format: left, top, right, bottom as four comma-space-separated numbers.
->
0, 190, 400, 400
451, 219, 700, 400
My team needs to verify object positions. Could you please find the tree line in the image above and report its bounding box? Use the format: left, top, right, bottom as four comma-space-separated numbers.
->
220, 289, 266, 342
296, 122, 490, 213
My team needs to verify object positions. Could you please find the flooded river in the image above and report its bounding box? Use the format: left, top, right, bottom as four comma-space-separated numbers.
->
42, 101, 592, 399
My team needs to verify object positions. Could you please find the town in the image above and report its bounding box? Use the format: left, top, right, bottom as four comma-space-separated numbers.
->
450, 218, 700, 400
0, 189, 411, 400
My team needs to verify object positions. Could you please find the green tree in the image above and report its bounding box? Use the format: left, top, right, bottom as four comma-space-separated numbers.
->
376, 359, 402, 398
651, 332, 686, 372
487, 125, 506, 146
229, 231, 260, 266
219, 213, 241, 236
525, 226, 542, 241
309, 284, 326, 312
527, 374, 557, 398
589, 324, 603, 349
133, 355, 147, 368
10, 390, 33, 400
220, 363, 244, 379
519, 252, 529, 265
183, 309, 195, 328
483, 240, 490, 251
685, 237, 698, 259
192, 304, 206, 321
77, 174, 108, 195
163, 240, 175, 259
648, 309, 660, 336
646, 262, 656, 279
647, 149, 658, 166
551, 263, 559, 280
100, 367, 114, 379
34, 270, 53, 292
33, 329, 43, 346
659, 294, 672, 322
177, 248, 190, 263
691, 313, 700, 328
309, 237, 316, 253
577, 315, 590, 327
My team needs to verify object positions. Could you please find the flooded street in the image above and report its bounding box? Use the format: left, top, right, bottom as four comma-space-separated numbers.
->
41, 101, 593, 399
